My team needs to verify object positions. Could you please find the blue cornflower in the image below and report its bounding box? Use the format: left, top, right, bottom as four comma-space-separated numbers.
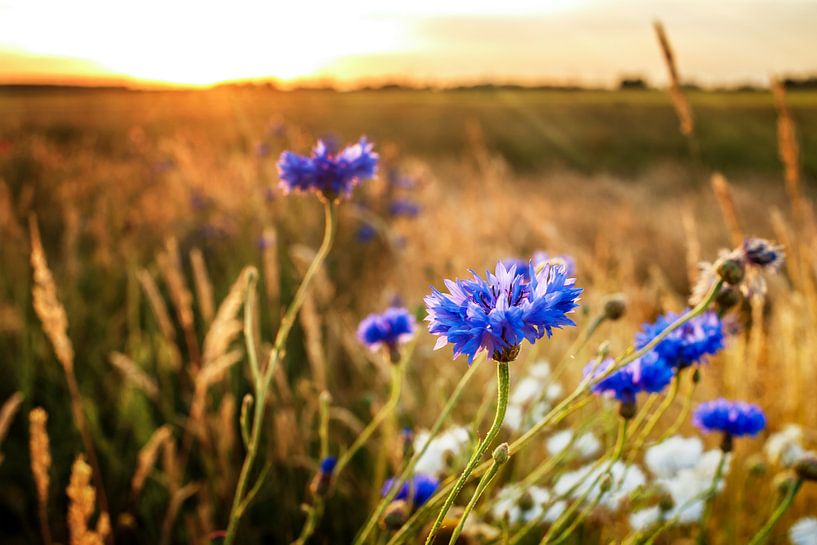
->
635, 310, 725, 370
389, 199, 421, 218
382, 474, 439, 508
533, 251, 577, 278
425, 262, 582, 364
693, 399, 766, 438
586, 353, 674, 405
741, 238, 784, 270
319, 456, 337, 474
356, 223, 377, 243
357, 307, 416, 361
277, 137, 378, 201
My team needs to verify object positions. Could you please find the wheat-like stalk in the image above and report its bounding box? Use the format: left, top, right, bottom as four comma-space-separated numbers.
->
680, 203, 701, 286
190, 248, 215, 326
109, 351, 160, 401
131, 425, 173, 498
29, 407, 53, 545
654, 21, 694, 137
262, 227, 280, 311
0, 392, 23, 464
711, 172, 743, 247
157, 237, 200, 369
771, 79, 802, 210
30, 217, 109, 515
66, 455, 110, 545
300, 291, 327, 390
30, 218, 74, 373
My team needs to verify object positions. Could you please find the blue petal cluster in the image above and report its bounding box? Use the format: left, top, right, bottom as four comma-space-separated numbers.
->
389, 199, 421, 218
319, 456, 337, 474
693, 399, 766, 437
277, 137, 378, 200
635, 310, 725, 370
382, 474, 439, 507
425, 262, 582, 363
741, 238, 784, 270
586, 353, 674, 404
357, 307, 416, 352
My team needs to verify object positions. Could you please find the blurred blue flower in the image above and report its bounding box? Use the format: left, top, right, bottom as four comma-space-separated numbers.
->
356, 223, 377, 243
357, 307, 416, 353
741, 238, 784, 270
320, 456, 337, 474
382, 474, 439, 507
533, 251, 577, 277
635, 310, 725, 370
586, 353, 674, 404
425, 261, 582, 364
389, 199, 421, 218
277, 137, 378, 200
693, 399, 766, 437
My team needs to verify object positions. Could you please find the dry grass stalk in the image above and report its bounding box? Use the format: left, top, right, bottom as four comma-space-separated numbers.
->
157, 237, 201, 369
771, 79, 802, 210
0, 179, 23, 241
131, 425, 173, 498
30, 217, 74, 373
30, 218, 109, 515
137, 268, 177, 342
653, 21, 694, 137
0, 392, 24, 464
262, 227, 280, 311
109, 352, 160, 401
190, 248, 215, 326
710, 173, 743, 247
29, 408, 53, 545
66, 455, 110, 545
300, 291, 327, 390
159, 483, 199, 545
680, 203, 701, 286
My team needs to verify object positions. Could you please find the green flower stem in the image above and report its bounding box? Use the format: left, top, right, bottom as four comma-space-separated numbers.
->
627, 372, 683, 461
224, 201, 337, 545
446, 448, 507, 545
746, 478, 804, 545
352, 354, 485, 545
292, 501, 325, 545
695, 449, 728, 545
657, 371, 697, 441
389, 280, 723, 545
424, 361, 511, 545
335, 350, 408, 477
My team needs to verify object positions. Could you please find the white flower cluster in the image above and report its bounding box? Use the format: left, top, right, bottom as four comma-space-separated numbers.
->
553, 461, 646, 511
546, 429, 601, 460
491, 485, 566, 526
413, 426, 471, 477
504, 360, 563, 433
629, 435, 730, 530
790, 517, 817, 545
765, 424, 812, 468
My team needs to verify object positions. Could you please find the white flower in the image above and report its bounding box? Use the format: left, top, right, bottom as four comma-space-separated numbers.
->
645, 436, 703, 479
766, 425, 807, 467
504, 362, 561, 433
790, 517, 817, 545
491, 485, 562, 526
546, 382, 564, 402
653, 449, 731, 525
511, 377, 542, 406
528, 360, 552, 380
546, 430, 601, 460
413, 426, 470, 477
629, 507, 661, 531
553, 461, 645, 510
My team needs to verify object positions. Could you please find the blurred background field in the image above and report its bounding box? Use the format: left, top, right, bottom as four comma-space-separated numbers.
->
1, 83, 816, 544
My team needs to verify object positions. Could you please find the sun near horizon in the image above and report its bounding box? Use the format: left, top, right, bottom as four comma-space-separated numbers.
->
1, 0, 816, 89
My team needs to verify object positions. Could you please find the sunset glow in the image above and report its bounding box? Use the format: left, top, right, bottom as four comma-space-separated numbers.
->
1, 0, 815, 88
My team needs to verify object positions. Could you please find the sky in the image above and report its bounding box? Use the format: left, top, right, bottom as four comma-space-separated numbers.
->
0, 0, 815, 88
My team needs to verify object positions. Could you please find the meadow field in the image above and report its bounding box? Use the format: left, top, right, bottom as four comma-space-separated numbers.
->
0, 86, 816, 545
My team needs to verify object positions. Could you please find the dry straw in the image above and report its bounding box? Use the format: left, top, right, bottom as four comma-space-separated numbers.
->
137, 268, 177, 343
29, 408, 53, 545
653, 21, 694, 137
190, 248, 215, 326
0, 392, 24, 464
262, 227, 280, 311
131, 425, 173, 499
30, 217, 109, 515
157, 237, 201, 370
109, 351, 160, 401
67, 455, 110, 545
772, 79, 802, 211
710, 172, 743, 247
